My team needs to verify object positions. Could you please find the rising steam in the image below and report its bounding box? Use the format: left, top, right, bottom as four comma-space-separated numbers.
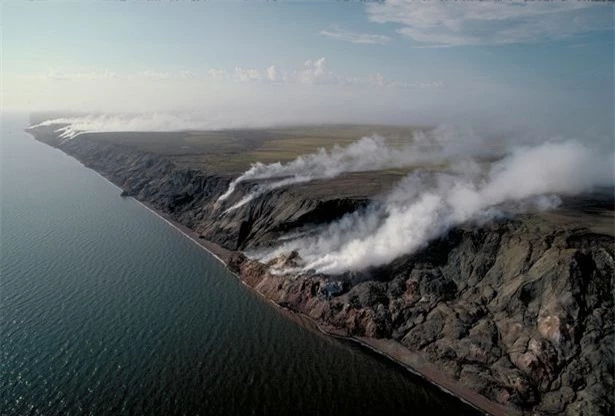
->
258, 140, 614, 274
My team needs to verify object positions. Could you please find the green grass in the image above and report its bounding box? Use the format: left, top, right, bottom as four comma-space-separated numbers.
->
86, 124, 429, 174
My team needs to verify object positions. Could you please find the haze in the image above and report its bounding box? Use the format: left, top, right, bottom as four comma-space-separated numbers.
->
3, 1, 614, 139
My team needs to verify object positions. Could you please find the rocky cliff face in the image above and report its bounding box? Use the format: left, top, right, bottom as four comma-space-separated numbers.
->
31, 129, 614, 415
229, 222, 613, 415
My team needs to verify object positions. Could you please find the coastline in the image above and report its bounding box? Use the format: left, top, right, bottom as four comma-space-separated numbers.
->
135, 197, 508, 416
107, 184, 510, 416
35, 135, 512, 416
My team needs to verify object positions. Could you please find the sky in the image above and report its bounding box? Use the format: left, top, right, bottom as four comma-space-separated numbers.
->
2, 0, 614, 137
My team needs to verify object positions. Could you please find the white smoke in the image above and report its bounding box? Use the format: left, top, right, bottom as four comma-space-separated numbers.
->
28, 113, 277, 140
29, 113, 614, 275
260, 140, 614, 274
218, 125, 494, 208
223, 175, 314, 213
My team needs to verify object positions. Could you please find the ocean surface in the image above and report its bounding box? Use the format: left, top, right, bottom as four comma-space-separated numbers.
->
0, 113, 477, 416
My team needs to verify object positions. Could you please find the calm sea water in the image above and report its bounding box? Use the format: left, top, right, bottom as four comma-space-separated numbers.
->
0, 113, 477, 416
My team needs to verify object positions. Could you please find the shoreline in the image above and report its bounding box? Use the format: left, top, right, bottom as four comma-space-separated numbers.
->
36, 136, 511, 416
123, 196, 510, 416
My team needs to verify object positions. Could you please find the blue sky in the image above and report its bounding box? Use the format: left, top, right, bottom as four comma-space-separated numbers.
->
2, 0, 613, 136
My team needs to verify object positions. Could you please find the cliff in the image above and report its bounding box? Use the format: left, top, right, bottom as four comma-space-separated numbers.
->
29, 126, 614, 415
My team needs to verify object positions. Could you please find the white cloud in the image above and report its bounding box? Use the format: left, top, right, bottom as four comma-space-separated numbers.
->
320, 25, 392, 45
20, 69, 200, 82
207, 57, 374, 86
233, 66, 263, 82
208, 58, 334, 85
208, 66, 281, 83
18, 60, 442, 92
293, 57, 333, 84
366, 1, 613, 47
179, 70, 195, 79
204, 57, 443, 89
138, 70, 172, 80
136, 70, 197, 81
19, 70, 118, 81
266, 65, 283, 82
207, 68, 231, 81
368, 72, 385, 87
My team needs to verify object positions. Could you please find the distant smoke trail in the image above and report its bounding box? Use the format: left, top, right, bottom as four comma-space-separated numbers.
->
29, 113, 245, 140
218, 126, 493, 205
223, 175, 313, 213
261, 140, 614, 274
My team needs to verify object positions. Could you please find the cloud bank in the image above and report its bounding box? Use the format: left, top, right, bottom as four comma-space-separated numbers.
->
206, 57, 409, 87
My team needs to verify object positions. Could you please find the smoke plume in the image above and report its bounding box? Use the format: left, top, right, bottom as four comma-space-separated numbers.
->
30, 114, 614, 275
29, 113, 267, 140
217, 125, 494, 210
258, 140, 614, 274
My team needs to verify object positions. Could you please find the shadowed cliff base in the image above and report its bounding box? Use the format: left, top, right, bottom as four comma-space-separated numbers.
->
27, 121, 614, 416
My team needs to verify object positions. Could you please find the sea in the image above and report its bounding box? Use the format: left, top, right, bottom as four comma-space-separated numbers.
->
0, 113, 477, 416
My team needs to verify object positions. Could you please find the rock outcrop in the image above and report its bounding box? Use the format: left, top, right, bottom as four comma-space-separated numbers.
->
229, 222, 614, 415
29, 126, 614, 415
